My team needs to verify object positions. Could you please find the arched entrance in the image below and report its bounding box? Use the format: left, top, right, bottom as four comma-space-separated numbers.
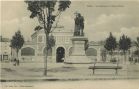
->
56, 47, 65, 62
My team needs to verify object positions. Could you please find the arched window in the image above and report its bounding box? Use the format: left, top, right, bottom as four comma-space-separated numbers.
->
21, 47, 35, 56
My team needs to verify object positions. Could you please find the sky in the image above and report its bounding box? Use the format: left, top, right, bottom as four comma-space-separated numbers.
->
1, 0, 139, 42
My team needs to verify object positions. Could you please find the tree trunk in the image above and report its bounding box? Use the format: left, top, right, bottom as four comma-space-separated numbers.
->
111, 50, 113, 60
16, 49, 19, 60
138, 53, 139, 63
44, 33, 49, 76
124, 51, 126, 64
44, 4, 52, 76
118, 50, 120, 63
138, 48, 139, 63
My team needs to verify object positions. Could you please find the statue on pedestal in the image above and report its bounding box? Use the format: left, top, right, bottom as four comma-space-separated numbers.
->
74, 12, 84, 36
64, 13, 92, 64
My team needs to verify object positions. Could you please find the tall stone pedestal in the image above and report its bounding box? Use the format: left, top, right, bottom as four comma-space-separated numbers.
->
64, 36, 92, 64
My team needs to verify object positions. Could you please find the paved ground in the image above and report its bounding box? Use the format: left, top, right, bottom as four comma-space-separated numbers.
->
0, 62, 139, 81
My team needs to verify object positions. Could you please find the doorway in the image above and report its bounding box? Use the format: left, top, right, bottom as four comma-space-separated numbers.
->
56, 47, 65, 62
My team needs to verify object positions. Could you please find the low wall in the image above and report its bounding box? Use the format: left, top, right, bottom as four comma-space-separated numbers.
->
19, 56, 54, 63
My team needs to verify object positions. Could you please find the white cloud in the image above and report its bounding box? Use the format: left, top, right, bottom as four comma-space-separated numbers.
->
1, 16, 39, 40
120, 27, 139, 40
1, 1, 139, 42
95, 14, 125, 25
1, 18, 20, 38
85, 14, 139, 41
93, 14, 126, 32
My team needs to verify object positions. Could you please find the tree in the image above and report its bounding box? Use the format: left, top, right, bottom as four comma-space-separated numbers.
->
34, 25, 43, 31
104, 32, 117, 60
10, 30, 24, 61
134, 37, 139, 62
119, 34, 131, 63
25, 0, 71, 76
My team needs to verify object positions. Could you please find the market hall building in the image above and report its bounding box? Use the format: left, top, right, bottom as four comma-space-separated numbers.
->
10, 26, 101, 63
1, 26, 136, 63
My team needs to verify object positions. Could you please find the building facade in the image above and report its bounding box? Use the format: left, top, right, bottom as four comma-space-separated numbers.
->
0, 36, 11, 61
15, 26, 103, 63
2, 27, 138, 63
17, 26, 74, 62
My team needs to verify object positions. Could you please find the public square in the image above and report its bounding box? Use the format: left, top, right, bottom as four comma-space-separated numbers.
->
1, 1, 139, 89
1, 61, 139, 81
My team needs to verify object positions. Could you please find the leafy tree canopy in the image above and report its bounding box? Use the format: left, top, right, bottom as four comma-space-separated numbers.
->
25, 0, 71, 34
10, 30, 24, 51
104, 32, 117, 51
119, 34, 131, 52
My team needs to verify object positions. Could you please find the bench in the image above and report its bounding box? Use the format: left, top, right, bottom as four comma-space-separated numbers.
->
88, 62, 122, 74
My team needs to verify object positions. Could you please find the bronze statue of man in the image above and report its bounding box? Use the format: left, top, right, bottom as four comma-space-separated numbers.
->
74, 13, 84, 36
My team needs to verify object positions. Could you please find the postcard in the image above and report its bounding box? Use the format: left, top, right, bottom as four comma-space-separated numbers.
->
0, 0, 139, 89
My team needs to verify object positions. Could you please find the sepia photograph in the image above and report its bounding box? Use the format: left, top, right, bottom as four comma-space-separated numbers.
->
0, 0, 139, 89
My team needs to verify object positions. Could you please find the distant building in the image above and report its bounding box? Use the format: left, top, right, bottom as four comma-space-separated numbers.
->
15, 26, 103, 63
16, 26, 73, 62
0, 36, 11, 61
2, 26, 138, 63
